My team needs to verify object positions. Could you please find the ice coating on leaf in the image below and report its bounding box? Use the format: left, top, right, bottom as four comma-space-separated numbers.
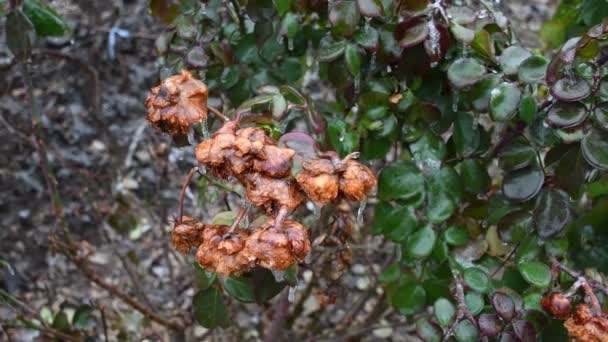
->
145, 69, 208, 135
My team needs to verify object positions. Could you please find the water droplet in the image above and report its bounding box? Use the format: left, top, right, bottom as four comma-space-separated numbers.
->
357, 198, 367, 226
287, 38, 294, 51
272, 270, 286, 282
187, 131, 197, 145
339, 135, 345, 142
369, 51, 377, 71
277, 35, 285, 45
199, 165, 207, 175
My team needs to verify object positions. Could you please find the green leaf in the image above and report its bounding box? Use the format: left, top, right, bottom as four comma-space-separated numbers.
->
518, 261, 551, 288
193, 262, 217, 290
223, 276, 256, 303
519, 95, 537, 124
378, 161, 425, 202
464, 292, 484, 315
458, 159, 490, 194
447, 58, 486, 89
327, 119, 360, 157
280, 12, 299, 38
502, 167, 544, 202
6, 10, 34, 63
581, 128, 608, 170
471, 29, 494, 61
273, 0, 291, 16
405, 225, 437, 259
193, 287, 230, 328
318, 37, 347, 62
373, 202, 419, 241
344, 44, 361, 76
72, 305, 95, 330
390, 282, 426, 315
490, 82, 522, 122
434, 298, 456, 326
220, 65, 241, 90
357, 0, 383, 17
581, 0, 608, 26
427, 167, 462, 223
52, 310, 70, 332
252, 268, 286, 303
379, 263, 401, 284
533, 189, 572, 240
546, 101, 588, 128
518, 56, 549, 84
23, 0, 67, 37
498, 139, 537, 172
499, 46, 531, 76
329, 0, 361, 37
454, 319, 479, 342
410, 132, 446, 171
452, 112, 480, 158
463, 267, 490, 293
444, 225, 469, 247
354, 24, 379, 50
416, 318, 442, 342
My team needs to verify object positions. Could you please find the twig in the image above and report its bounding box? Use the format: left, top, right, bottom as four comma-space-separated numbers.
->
98, 304, 109, 342
442, 275, 477, 341
490, 242, 520, 277
58, 244, 184, 331
202, 173, 242, 197
551, 257, 607, 316
208, 106, 230, 122
227, 205, 250, 234
179, 167, 199, 223
264, 289, 290, 342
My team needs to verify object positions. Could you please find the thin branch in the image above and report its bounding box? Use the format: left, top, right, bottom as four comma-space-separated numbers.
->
264, 289, 290, 342
179, 167, 199, 224
442, 275, 477, 341
208, 106, 230, 122
227, 205, 249, 234
201, 173, 243, 198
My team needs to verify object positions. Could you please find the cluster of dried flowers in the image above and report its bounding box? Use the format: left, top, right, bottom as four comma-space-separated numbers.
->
146, 70, 377, 275
542, 285, 608, 341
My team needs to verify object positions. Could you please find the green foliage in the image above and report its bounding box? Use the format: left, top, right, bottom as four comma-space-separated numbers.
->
146, 0, 608, 338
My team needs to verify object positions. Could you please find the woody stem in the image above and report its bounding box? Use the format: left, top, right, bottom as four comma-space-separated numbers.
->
273, 207, 289, 229
208, 106, 230, 122
227, 206, 249, 234
178, 167, 199, 224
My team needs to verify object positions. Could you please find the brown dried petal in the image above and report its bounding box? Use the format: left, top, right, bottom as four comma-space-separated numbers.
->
253, 145, 295, 178
541, 292, 571, 320
301, 158, 336, 175
195, 225, 253, 275
172, 218, 207, 253
243, 220, 311, 270
565, 305, 608, 342
240, 173, 305, 212
339, 160, 377, 201
146, 70, 208, 135
296, 171, 339, 204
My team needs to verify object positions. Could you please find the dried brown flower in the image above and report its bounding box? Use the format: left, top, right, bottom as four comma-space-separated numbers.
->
239, 173, 305, 213
295, 156, 376, 204
194, 224, 253, 275
244, 220, 311, 270
541, 292, 571, 320
564, 305, 608, 342
339, 160, 377, 201
146, 70, 208, 135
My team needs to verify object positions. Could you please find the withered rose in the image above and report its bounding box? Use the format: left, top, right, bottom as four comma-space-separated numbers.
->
239, 173, 305, 213
339, 160, 377, 201
194, 224, 253, 275
146, 70, 208, 135
243, 220, 310, 270
541, 292, 571, 320
564, 304, 608, 342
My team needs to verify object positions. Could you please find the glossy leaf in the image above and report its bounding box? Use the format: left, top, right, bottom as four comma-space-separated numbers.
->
551, 76, 591, 102
581, 128, 608, 170
390, 282, 426, 315
416, 318, 442, 342
193, 287, 230, 328
23, 0, 67, 37
434, 298, 456, 326
499, 139, 537, 172
465, 292, 484, 315
502, 167, 544, 201
546, 101, 588, 128
357, 0, 383, 17
444, 225, 469, 247
373, 202, 418, 241
454, 319, 479, 342
405, 225, 437, 259
519, 95, 537, 124
410, 132, 446, 171
378, 161, 425, 201
518, 261, 551, 288
490, 82, 521, 122
463, 267, 490, 293
329, 1, 361, 37
344, 44, 361, 76
447, 58, 487, 89
499, 46, 531, 76
458, 159, 490, 194
533, 189, 572, 240
453, 112, 480, 158
223, 276, 256, 303
492, 291, 516, 321
518, 56, 549, 84
252, 268, 286, 303
478, 313, 502, 337
513, 319, 536, 342
318, 37, 347, 62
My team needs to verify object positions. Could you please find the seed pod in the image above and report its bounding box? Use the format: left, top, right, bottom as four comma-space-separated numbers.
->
541, 292, 571, 320
146, 70, 208, 135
